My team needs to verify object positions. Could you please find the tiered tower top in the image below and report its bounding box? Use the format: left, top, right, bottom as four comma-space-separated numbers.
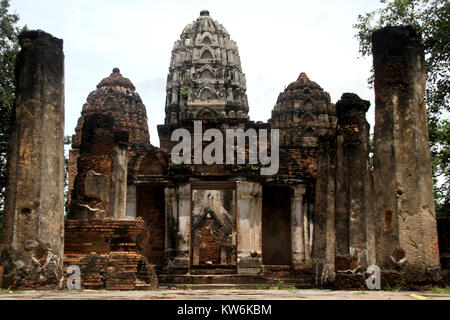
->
72, 68, 150, 148
164, 10, 249, 124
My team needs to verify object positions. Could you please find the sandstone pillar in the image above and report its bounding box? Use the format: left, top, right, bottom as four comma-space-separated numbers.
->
1, 30, 65, 289
304, 202, 313, 265
291, 185, 306, 267
108, 132, 129, 219
313, 140, 336, 286
372, 26, 441, 283
165, 183, 191, 272
125, 185, 137, 220
164, 187, 177, 264
236, 181, 262, 274
335, 93, 372, 270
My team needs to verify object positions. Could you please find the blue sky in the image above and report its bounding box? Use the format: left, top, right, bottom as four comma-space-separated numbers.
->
10, 0, 381, 146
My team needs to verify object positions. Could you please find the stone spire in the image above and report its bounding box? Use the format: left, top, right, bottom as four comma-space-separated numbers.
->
269, 73, 337, 146
164, 10, 249, 124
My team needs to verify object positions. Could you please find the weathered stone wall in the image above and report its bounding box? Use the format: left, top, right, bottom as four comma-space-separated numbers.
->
68, 68, 151, 209
372, 26, 441, 284
1, 30, 65, 289
69, 113, 129, 220
191, 190, 236, 267
69, 114, 114, 219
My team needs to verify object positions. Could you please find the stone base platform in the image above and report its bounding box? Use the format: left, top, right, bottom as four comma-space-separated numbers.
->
159, 265, 313, 289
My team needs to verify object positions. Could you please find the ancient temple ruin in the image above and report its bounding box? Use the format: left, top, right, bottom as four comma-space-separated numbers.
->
1, 11, 446, 290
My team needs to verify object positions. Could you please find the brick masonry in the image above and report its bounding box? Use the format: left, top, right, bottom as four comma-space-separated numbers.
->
63, 219, 157, 290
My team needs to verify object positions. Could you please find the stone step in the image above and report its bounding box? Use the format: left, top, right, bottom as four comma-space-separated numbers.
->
158, 284, 268, 290
159, 274, 268, 285
158, 274, 312, 288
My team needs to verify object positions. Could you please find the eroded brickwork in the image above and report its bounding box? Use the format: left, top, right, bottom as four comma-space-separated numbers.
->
63, 219, 157, 290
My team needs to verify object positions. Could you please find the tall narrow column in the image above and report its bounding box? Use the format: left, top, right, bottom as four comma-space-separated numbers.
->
291, 185, 306, 267
1, 30, 65, 289
165, 183, 190, 272
313, 140, 336, 286
164, 187, 177, 265
236, 181, 262, 274
372, 26, 441, 283
108, 131, 129, 219
125, 185, 137, 220
335, 93, 371, 271
303, 202, 312, 265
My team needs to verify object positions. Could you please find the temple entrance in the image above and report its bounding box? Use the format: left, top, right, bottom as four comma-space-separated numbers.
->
262, 185, 291, 265
190, 184, 237, 272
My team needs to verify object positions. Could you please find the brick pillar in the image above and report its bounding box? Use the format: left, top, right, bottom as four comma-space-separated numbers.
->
1, 30, 65, 289
291, 185, 306, 267
335, 93, 372, 271
372, 26, 441, 284
236, 181, 262, 274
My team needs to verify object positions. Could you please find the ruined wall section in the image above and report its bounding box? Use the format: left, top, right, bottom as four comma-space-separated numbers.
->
64, 219, 157, 290
68, 114, 129, 220
68, 68, 152, 206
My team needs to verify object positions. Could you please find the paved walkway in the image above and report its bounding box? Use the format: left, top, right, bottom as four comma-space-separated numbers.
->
0, 289, 449, 300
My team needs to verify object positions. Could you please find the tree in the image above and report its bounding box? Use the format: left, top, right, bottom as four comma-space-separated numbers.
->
354, 0, 450, 216
0, 0, 21, 237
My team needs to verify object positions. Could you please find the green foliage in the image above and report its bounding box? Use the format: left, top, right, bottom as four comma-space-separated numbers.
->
354, 0, 450, 216
0, 0, 21, 238
181, 86, 189, 99
250, 164, 260, 172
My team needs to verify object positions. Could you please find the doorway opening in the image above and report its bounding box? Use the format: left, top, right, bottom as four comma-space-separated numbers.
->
262, 185, 291, 266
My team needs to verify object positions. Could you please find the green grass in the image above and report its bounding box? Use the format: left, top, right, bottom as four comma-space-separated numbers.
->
273, 281, 297, 291
432, 286, 450, 293
384, 283, 403, 292
0, 287, 20, 294
256, 281, 297, 291
256, 285, 269, 290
